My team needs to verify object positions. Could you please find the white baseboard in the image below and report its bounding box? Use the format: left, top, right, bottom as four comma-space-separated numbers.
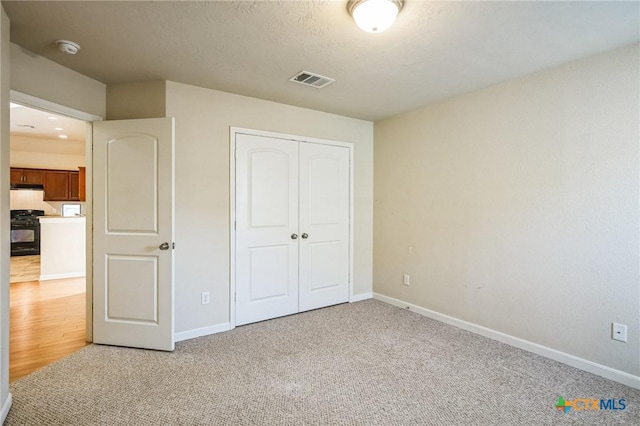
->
174, 322, 231, 343
373, 293, 640, 390
39, 272, 85, 281
1, 392, 12, 424
350, 292, 372, 303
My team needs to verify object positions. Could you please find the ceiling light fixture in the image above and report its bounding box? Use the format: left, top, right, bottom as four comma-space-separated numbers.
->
55, 39, 80, 55
347, 0, 403, 33
58, 135, 68, 139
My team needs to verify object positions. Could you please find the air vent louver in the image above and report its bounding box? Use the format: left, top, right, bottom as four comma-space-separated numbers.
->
289, 71, 335, 89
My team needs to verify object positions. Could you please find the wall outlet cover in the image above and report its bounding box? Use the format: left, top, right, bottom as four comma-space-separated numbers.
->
612, 323, 627, 342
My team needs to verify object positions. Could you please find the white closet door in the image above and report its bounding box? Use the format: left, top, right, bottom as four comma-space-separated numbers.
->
235, 134, 299, 326
298, 142, 350, 312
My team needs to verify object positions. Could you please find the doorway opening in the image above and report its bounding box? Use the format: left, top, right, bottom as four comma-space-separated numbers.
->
8, 101, 89, 381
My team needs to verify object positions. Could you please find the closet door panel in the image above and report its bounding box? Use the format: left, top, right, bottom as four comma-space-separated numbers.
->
235, 134, 299, 326
298, 143, 350, 312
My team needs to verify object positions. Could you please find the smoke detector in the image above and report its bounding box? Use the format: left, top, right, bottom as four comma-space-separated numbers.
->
55, 39, 80, 55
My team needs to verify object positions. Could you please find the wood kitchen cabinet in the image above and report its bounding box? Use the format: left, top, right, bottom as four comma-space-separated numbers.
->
43, 170, 71, 201
10, 168, 44, 185
10, 169, 22, 185
12, 167, 85, 201
69, 171, 80, 201
78, 167, 86, 201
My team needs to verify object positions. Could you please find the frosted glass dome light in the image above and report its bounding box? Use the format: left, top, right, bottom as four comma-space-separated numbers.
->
348, 0, 403, 33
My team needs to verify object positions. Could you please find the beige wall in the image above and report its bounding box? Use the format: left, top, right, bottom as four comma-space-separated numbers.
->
0, 6, 11, 421
10, 43, 105, 118
374, 43, 640, 376
166, 81, 374, 333
106, 81, 166, 120
10, 51, 373, 338
11, 135, 85, 170
7, 40, 105, 358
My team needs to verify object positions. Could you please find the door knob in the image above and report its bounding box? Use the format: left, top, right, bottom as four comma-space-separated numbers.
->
159, 242, 170, 250
291, 233, 298, 240
301, 233, 309, 239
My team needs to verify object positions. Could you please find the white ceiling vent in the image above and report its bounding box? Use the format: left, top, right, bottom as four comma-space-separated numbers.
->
289, 71, 335, 89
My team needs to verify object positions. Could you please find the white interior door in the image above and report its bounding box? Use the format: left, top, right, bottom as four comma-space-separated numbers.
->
235, 134, 299, 326
93, 118, 175, 351
298, 143, 350, 311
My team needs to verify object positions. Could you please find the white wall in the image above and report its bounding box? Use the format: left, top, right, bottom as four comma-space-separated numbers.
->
166, 81, 374, 333
9, 190, 85, 216
11, 134, 85, 170
39, 217, 86, 280
374, 43, 640, 378
0, 6, 11, 423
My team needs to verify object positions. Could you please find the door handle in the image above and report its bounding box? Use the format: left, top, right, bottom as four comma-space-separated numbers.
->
159, 242, 170, 250
291, 233, 298, 240
301, 233, 309, 239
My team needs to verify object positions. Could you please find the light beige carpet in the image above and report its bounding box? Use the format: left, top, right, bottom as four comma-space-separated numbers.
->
6, 300, 639, 425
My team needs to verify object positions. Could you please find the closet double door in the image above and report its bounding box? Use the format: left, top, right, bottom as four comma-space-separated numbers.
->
235, 133, 350, 326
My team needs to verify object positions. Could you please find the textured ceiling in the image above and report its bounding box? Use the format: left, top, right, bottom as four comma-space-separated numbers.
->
3, 1, 639, 121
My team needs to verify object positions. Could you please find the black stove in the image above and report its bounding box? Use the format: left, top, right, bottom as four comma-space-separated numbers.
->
11, 209, 44, 224
10, 209, 44, 256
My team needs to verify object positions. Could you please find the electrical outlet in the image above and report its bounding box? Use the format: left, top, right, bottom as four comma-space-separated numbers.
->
201, 291, 210, 305
612, 323, 627, 342
403, 274, 410, 286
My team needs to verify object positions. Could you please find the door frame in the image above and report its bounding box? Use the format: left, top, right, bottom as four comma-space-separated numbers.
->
10, 90, 102, 341
229, 127, 355, 329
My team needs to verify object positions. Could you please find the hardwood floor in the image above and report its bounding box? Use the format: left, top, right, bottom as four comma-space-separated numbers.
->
9, 255, 40, 283
9, 277, 88, 382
